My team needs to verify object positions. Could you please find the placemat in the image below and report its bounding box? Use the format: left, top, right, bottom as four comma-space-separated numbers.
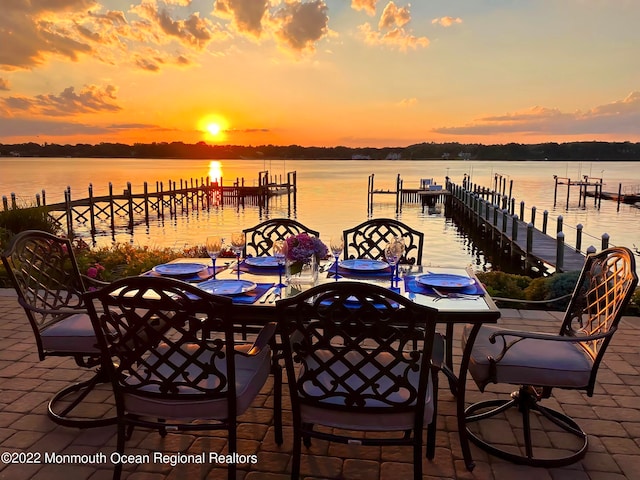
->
229, 283, 274, 304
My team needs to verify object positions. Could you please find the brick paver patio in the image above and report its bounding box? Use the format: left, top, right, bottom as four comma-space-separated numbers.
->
1, 290, 639, 480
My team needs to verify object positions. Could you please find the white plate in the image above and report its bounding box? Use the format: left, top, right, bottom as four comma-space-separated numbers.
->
416, 273, 475, 289
153, 263, 207, 276
197, 279, 257, 295
339, 259, 389, 271
244, 256, 281, 268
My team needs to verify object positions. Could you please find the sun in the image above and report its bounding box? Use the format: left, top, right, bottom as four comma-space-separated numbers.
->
207, 123, 221, 137
198, 115, 228, 142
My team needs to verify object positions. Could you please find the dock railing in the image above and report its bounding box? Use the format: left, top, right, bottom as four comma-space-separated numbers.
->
2, 171, 297, 240
447, 179, 614, 273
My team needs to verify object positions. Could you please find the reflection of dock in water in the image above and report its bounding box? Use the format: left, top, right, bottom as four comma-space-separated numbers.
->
367, 174, 450, 214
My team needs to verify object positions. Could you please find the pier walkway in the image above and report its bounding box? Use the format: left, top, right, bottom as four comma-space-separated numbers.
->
1, 290, 639, 479
448, 182, 589, 273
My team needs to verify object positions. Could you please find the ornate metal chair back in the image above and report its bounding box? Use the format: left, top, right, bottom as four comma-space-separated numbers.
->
342, 218, 424, 265
278, 281, 436, 413
559, 246, 638, 393
242, 218, 320, 257
2, 230, 86, 358
84, 276, 235, 403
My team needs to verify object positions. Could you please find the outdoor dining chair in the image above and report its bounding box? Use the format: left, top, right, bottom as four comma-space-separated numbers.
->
242, 218, 320, 257
277, 281, 440, 480
1, 229, 114, 427
84, 275, 276, 480
342, 218, 424, 265
461, 246, 638, 468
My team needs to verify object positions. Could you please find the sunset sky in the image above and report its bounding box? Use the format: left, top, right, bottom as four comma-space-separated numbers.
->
1, 0, 640, 148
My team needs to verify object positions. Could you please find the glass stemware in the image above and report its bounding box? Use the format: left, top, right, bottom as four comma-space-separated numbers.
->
273, 239, 287, 288
329, 235, 344, 280
384, 237, 405, 290
230, 232, 246, 280
392, 236, 406, 281
205, 235, 223, 279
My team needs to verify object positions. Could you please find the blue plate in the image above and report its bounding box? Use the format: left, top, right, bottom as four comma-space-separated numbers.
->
416, 273, 475, 289
152, 263, 207, 277
339, 259, 389, 271
244, 256, 281, 268
197, 279, 257, 295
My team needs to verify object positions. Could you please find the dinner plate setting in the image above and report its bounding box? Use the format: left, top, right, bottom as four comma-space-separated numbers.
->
244, 256, 281, 268
339, 259, 389, 271
197, 279, 257, 295
152, 263, 208, 277
415, 273, 476, 289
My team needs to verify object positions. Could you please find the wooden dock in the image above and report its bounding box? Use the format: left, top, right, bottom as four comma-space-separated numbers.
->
446, 181, 611, 273
367, 173, 450, 214
2, 170, 297, 239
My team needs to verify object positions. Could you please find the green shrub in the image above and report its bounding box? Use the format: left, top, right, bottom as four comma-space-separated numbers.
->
0, 206, 59, 249
475, 271, 532, 299
73, 242, 209, 281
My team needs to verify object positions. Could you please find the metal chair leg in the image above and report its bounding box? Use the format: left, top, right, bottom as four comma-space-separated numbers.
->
464, 386, 588, 467
47, 370, 117, 428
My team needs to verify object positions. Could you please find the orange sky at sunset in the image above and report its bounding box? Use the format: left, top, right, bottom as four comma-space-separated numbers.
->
2, 1, 640, 147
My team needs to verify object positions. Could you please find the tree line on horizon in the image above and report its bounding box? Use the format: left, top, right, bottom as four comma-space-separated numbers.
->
1, 140, 639, 161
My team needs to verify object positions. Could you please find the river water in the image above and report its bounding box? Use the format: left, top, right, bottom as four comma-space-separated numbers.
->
2, 157, 639, 272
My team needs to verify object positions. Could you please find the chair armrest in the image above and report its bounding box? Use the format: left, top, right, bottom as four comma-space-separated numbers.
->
488, 326, 617, 364
237, 322, 277, 357
489, 326, 616, 344
81, 275, 110, 290
17, 296, 88, 317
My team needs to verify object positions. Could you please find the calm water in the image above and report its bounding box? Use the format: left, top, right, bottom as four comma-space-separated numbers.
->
2, 158, 639, 272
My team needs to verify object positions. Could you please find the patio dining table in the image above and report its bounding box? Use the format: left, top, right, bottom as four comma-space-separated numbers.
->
157, 256, 501, 471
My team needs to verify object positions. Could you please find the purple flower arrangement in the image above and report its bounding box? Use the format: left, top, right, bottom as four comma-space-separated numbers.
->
285, 233, 328, 263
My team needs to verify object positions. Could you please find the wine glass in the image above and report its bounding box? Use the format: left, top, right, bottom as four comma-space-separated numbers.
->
273, 239, 288, 287
230, 232, 246, 280
205, 235, 223, 279
392, 236, 406, 281
329, 235, 344, 280
384, 238, 405, 290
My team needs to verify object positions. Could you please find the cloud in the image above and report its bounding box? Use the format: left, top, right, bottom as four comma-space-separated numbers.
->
397, 97, 417, 107
226, 127, 270, 133
357, 2, 429, 51
433, 92, 640, 136
0, 1, 226, 72
358, 23, 429, 51
1, 1, 95, 70
272, 1, 330, 53
0, 116, 113, 137
351, 0, 378, 16
214, 0, 269, 37
378, 2, 410, 30
1, 84, 121, 116
0, 78, 9, 91
131, 3, 218, 49
431, 16, 462, 27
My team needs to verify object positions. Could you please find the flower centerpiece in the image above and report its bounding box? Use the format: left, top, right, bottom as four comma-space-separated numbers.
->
285, 233, 328, 282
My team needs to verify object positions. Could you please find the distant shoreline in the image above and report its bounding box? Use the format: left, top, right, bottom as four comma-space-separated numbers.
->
1, 141, 640, 161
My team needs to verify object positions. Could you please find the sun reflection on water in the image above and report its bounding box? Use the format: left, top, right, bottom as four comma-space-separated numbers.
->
209, 161, 222, 183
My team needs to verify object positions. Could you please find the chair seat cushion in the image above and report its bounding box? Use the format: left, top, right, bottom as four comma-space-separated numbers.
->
123, 343, 271, 420
463, 324, 594, 389
40, 313, 100, 354
298, 349, 434, 431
